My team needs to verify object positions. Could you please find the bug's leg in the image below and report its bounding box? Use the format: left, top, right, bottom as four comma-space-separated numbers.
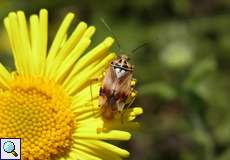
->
89, 72, 105, 117
117, 99, 126, 112
120, 79, 137, 123
121, 90, 137, 123
89, 71, 105, 101
131, 78, 137, 87
89, 79, 97, 117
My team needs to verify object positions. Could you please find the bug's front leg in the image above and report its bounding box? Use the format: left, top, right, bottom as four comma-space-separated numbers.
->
90, 71, 106, 84
89, 70, 106, 100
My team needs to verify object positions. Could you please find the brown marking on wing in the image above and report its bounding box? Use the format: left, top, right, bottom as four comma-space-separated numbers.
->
99, 95, 107, 107
101, 66, 117, 95
100, 102, 117, 119
99, 87, 111, 96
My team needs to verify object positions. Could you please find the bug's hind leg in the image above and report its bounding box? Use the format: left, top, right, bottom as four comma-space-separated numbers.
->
89, 73, 105, 117
119, 79, 137, 123
121, 90, 137, 123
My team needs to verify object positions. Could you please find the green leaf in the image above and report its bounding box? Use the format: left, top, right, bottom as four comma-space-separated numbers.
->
139, 82, 178, 100
184, 58, 216, 89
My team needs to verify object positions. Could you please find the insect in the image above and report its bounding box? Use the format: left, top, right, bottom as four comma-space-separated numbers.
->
98, 54, 137, 120
90, 19, 145, 122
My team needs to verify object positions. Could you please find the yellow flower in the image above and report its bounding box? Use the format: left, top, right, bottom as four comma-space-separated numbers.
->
0, 9, 143, 160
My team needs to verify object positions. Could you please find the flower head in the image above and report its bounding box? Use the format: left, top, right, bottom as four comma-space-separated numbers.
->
0, 9, 143, 160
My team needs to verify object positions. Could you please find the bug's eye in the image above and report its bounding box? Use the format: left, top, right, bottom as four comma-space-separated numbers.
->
119, 59, 122, 63
111, 61, 114, 64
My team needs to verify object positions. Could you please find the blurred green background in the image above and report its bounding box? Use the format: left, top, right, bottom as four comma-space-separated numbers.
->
1, 0, 230, 160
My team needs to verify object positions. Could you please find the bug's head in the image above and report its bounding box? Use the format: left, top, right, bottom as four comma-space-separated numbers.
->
111, 54, 134, 70
117, 54, 129, 61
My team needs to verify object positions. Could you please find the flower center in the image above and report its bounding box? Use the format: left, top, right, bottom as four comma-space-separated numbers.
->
0, 75, 75, 160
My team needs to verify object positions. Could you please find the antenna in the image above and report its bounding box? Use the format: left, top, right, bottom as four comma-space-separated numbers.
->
131, 42, 149, 54
100, 18, 122, 52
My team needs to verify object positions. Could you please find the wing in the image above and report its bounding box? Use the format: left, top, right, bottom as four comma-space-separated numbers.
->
98, 94, 107, 107
100, 98, 117, 119
114, 71, 133, 100
101, 66, 116, 95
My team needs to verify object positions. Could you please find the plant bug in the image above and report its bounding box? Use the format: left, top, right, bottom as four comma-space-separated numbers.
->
90, 19, 144, 122
98, 54, 137, 120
